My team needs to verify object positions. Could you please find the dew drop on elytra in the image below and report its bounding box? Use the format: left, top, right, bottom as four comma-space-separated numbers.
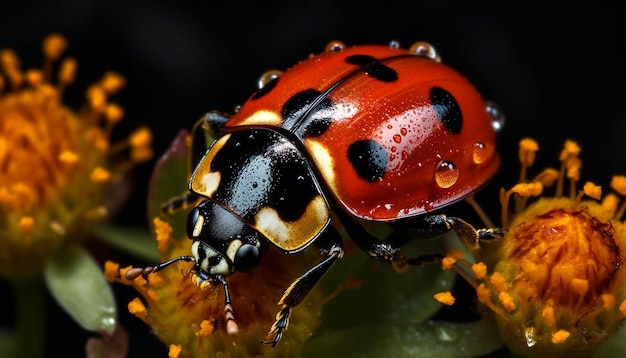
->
472, 142, 491, 164
434, 160, 459, 188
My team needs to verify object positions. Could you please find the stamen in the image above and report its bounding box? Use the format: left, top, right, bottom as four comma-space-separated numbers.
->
57, 58, 76, 94
465, 195, 495, 228
518, 138, 539, 183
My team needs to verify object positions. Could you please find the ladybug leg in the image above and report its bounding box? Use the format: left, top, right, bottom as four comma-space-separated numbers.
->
390, 214, 503, 250
334, 209, 410, 271
262, 226, 344, 347
444, 216, 504, 250
160, 111, 231, 216
160, 192, 200, 215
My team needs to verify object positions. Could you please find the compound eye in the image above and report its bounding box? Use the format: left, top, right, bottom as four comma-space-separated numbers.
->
185, 206, 202, 240
234, 244, 260, 272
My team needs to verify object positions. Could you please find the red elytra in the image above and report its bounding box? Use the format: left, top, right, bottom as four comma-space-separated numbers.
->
222, 43, 500, 221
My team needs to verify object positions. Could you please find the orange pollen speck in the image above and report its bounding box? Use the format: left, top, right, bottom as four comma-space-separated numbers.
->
104, 261, 120, 282
542, 306, 556, 326
551, 330, 570, 344
611, 176, 626, 196
198, 320, 214, 336
602, 294, 616, 310
518, 138, 539, 166
153, 217, 173, 253
128, 297, 148, 318
90, 167, 111, 183
498, 291, 516, 311
620, 300, 626, 315
168, 344, 182, 358
434, 291, 455, 305
18, 216, 34, 235
43, 33, 68, 60
489, 272, 508, 292
441, 256, 456, 270
471, 262, 487, 279
583, 182, 602, 200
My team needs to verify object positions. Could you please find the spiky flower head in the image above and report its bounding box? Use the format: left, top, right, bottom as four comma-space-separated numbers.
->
438, 139, 626, 357
0, 34, 153, 279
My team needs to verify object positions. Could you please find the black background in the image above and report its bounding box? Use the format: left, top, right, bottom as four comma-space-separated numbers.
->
0, 3, 625, 357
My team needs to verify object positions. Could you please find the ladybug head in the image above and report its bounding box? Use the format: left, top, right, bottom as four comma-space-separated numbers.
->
186, 200, 269, 280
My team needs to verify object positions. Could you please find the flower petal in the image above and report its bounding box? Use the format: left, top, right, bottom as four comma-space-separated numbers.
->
44, 245, 116, 334
147, 129, 193, 238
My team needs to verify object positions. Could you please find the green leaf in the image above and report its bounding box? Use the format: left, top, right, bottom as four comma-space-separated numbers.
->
44, 245, 116, 334
0, 328, 16, 358
301, 319, 503, 358
92, 224, 159, 262
147, 129, 193, 239
313, 229, 458, 330
592, 323, 626, 358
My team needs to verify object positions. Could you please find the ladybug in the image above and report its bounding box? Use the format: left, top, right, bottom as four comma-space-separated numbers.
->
127, 40, 504, 346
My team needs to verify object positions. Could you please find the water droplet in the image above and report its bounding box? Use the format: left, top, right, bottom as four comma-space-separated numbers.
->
390, 146, 397, 153
485, 100, 505, 133
388, 40, 401, 49
400, 127, 407, 136
409, 41, 441, 62
472, 142, 492, 164
524, 326, 537, 347
393, 134, 402, 143
325, 40, 346, 52
435, 325, 459, 342
257, 70, 282, 89
387, 124, 393, 129
435, 160, 459, 188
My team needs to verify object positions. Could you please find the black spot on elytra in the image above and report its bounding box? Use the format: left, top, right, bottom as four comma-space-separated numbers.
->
430, 87, 462, 134
346, 54, 378, 66
282, 89, 333, 137
251, 76, 279, 100
347, 140, 388, 182
346, 54, 398, 82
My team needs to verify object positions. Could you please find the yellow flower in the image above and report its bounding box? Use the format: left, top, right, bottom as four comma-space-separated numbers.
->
0, 34, 153, 279
439, 138, 626, 357
107, 217, 323, 357
106, 133, 324, 357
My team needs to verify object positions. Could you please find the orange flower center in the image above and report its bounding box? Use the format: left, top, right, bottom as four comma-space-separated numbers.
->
506, 205, 621, 308
0, 86, 84, 213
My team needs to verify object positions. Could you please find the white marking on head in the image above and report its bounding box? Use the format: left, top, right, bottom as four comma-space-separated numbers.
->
225, 239, 243, 263
192, 241, 231, 276
191, 213, 204, 238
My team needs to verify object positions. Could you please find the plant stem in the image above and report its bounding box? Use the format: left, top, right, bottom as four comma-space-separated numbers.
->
14, 279, 46, 358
